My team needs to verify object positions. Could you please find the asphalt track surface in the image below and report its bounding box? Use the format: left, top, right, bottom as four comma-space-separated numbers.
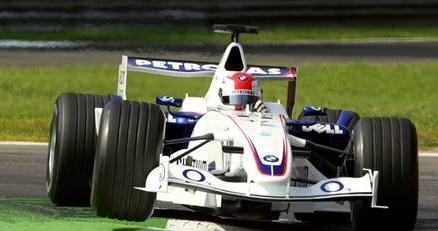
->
0, 143, 437, 231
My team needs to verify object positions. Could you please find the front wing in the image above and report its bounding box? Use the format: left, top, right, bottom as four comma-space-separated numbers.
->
135, 157, 385, 206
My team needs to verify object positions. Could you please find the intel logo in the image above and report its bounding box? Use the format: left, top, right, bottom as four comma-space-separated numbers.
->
263, 155, 279, 162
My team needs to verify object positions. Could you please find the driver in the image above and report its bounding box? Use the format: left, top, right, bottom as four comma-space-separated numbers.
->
218, 72, 267, 112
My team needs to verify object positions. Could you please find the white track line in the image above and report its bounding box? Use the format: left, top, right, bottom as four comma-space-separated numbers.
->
167, 219, 227, 231
0, 141, 436, 157
0, 141, 48, 146
419, 152, 438, 157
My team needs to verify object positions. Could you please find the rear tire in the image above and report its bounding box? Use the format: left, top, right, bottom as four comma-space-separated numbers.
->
46, 93, 108, 206
351, 117, 418, 231
91, 100, 165, 221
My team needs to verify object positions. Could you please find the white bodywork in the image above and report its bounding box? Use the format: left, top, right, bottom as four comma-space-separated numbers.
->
138, 111, 377, 207
95, 40, 386, 217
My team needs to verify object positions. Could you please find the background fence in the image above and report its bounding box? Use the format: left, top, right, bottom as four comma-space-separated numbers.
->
1, 0, 438, 27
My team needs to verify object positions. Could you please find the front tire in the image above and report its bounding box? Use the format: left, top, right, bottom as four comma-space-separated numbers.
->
46, 93, 108, 206
91, 100, 165, 221
351, 117, 418, 231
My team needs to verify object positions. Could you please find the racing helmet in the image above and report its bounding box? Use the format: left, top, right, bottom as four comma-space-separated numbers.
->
219, 72, 262, 110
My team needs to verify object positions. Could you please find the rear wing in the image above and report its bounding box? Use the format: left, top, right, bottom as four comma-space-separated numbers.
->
117, 55, 298, 116
121, 55, 296, 77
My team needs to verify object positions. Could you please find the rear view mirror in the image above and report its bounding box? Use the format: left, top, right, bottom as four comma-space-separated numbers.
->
156, 96, 183, 107
302, 106, 327, 116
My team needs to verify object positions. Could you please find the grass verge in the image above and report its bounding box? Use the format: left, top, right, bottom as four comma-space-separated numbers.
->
0, 197, 166, 231
0, 62, 437, 147
3, 24, 438, 44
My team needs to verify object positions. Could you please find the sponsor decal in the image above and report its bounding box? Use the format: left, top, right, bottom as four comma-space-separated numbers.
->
129, 57, 295, 77
160, 96, 175, 102
263, 155, 279, 163
238, 75, 248, 81
182, 169, 206, 182
320, 181, 344, 193
156, 96, 183, 107
310, 107, 322, 111
302, 106, 327, 116
302, 124, 344, 134
246, 67, 281, 75
177, 157, 208, 171
232, 89, 253, 95
118, 70, 126, 85
158, 163, 166, 190
134, 59, 217, 72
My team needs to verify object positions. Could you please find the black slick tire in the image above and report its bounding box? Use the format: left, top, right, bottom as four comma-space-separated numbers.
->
46, 93, 109, 206
91, 100, 165, 221
351, 117, 418, 231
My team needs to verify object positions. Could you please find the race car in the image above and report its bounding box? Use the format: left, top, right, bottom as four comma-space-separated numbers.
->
46, 24, 418, 231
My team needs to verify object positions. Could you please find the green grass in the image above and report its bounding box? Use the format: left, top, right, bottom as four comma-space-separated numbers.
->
4, 24, 438, 44
0, 62, 437, 147
0, 197, 166, 231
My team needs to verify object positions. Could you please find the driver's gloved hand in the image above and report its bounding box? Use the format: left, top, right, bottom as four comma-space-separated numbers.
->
253, 100, 267, 112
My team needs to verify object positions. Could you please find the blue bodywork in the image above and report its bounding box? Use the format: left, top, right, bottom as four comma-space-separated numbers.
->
336, 110, 357, 129
109, 94, 123, 101
289, 109, 356, 150
163, 111, 201, 155
302, 106, 327, 116
158, 96, 203, 155
289, 107, 357, 176
156, 96, 183, 108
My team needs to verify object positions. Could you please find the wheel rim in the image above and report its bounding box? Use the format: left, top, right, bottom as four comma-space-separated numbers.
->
46, 108, 57, 190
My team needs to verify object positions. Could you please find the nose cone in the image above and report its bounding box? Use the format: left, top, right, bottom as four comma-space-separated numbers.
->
231, 113, 292, 183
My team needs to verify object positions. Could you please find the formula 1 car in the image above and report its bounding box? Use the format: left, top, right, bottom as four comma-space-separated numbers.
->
46, 24, 418, 231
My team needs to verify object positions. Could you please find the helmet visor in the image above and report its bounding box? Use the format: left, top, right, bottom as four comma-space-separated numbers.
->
221, 95, 259, 106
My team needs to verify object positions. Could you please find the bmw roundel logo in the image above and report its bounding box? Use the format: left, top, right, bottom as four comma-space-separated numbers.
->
320, 181, 344, 193
263, 155, 279, 162
238, 75, 247, 81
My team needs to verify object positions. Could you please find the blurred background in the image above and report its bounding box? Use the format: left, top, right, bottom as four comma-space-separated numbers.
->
2, 0, 438, 46
1, 1, 438, 231
1, 0, 438, 146
3, 0, 438, 50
